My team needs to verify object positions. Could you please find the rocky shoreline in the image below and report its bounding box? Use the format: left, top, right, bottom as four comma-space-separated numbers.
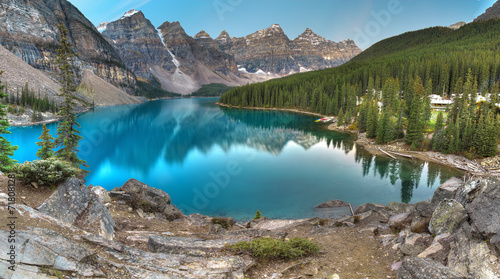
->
1, 174, 499, 278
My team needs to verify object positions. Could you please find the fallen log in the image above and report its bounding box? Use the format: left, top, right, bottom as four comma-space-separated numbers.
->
387, 151, 414, 159
377, 147, 396, 159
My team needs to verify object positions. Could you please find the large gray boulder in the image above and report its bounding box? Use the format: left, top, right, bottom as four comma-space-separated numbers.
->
120, 179, 172, 212
316, 199, 349, 209
38, 178, 115, 240
428, 200, 467, 236
91, 186, 111, 203
431, 178, 463, 205
448, 229, 500, 278
397, 257, 466, 279
466, 180, 500, 251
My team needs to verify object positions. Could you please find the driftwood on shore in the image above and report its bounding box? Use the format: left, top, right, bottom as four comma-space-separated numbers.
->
387, 151, 414, 159
376, 147, 396, 159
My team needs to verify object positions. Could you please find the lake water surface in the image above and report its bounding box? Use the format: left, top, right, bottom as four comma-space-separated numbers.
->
8, 98, 462, 220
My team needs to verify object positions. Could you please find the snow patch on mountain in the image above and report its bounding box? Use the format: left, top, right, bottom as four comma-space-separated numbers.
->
121, 9, 139, 19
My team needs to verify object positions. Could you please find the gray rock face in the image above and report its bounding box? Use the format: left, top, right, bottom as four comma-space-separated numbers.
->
215, 25, 361, 74
148, 236, 246, 257
92, 186, 111, 203
389, 212, 412, 231
316, 199, 349, 209
431, 178, 463, 205
388, 201, 415, 214
466, 180, 500, 239
0, 228, 95, 278
397, 257, 466, 279
0, 0, 135, 92
448, 229, 500, 278
354, 203, 387, 214
121, 178, 171, 210
102, 11, 177, 82
163, 204, 184, 221
428, 200, 467, 236
38, 178, 115, 240
475, 1, 500, 22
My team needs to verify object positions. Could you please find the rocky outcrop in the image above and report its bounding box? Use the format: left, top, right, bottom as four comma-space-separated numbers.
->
316, 199, 349, 208
38, 178, 115, 240
148, 236, 247, 256
474, 0, 500, 22
360, 177, 500, 279
215, 25, 361, 75
449, 22, 466, 30
101, 11, 244, 94
0, 0, 136, 93
102, 11, 177, 84
428, 200, 467, 235
111, 178, 184, 221
397, 257, 466, 279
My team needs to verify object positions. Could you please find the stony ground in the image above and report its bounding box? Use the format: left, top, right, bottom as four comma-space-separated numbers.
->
0, 177, 400, 278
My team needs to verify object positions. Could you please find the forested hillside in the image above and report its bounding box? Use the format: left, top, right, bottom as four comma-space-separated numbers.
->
219, 19, 500, 157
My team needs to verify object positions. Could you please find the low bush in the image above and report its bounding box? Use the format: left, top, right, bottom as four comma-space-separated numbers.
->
226, 237, 320, 261
211, 217, 232, 229
13, 158, 81, 187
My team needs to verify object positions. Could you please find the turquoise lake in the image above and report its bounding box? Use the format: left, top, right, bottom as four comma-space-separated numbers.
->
7, 97, 462, 220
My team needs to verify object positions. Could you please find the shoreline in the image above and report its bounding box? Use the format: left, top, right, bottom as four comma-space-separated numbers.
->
216, 102, 330, 118
217, 103, 498, 176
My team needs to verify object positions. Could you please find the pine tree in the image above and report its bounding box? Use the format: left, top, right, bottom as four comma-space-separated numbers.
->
366, 101, 378, 138
0, 71, 18, 172
432, 112, 445, 151
337, 107, 344, 127
36, 124, 55, 160
54, 23, 88, 170
405, 77, 425, 147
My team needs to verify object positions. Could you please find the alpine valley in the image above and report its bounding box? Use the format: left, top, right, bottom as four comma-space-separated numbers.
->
0, 0, 361, 103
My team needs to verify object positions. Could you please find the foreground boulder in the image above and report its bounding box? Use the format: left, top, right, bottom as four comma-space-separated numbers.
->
115, 179, 184, 221
38, 178, 115, 240
428, 200, 467, 236
465, 179, 500, 251
397, 257, 466, 279
431, 177, 463, 205
316, 199, 349, 208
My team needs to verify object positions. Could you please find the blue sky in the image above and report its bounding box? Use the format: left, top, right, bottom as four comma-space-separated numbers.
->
68, 0, 496, 50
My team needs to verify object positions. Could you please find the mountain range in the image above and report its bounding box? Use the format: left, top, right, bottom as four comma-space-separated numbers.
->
100, 10, 361, 94
0, 1, 361, 101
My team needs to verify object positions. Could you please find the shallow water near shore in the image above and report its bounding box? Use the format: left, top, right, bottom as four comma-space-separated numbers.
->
8, 97, 462, 220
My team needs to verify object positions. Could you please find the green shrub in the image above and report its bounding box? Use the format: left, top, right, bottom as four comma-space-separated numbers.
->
226, 237, 320, 261
211, 217, 232, 229
253, 209, 262, 220
13, 158, 81, 186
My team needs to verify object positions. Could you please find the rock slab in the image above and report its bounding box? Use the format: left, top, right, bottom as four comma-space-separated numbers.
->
428, 200, 467, 236
38, 178, 115, 240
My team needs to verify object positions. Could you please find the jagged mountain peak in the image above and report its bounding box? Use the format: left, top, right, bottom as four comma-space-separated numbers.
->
295, 28, 327, 45
474, 0, 500, 22
248, 24, 288, 41
218, 30, 230, 38
121, 9, 140, 19
158, 21, 185, 33
194, 30, 212, 39
97, 22, 109, 32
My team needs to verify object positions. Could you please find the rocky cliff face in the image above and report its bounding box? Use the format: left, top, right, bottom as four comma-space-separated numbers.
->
102, 12, 242, 94
102, 10, 177, 83
0, 0, 136, 91
157, 21, 239, 78
215, 25, 362, 75
474, 0, 500, 22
